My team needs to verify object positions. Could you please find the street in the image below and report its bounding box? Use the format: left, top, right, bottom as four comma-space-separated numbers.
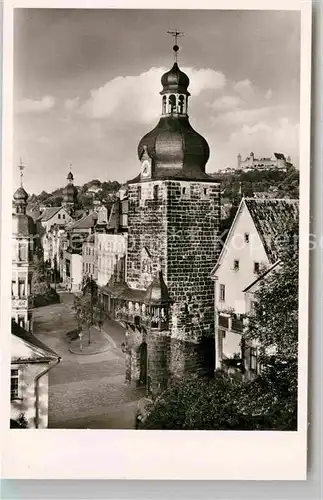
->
33, 292, 144, 429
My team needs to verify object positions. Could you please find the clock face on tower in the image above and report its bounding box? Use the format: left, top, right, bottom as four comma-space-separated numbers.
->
141, 159, 151, 178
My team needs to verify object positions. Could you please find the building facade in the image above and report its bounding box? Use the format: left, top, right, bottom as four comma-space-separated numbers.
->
12, 186, 36, 332
104, 49, 221, 394
211, 197, 299, 378
11, 320, 60, 428
82, 234, 97, 281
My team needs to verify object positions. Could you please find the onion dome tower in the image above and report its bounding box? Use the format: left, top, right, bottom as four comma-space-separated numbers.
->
12, 160, 36, 332
62, 166, 77, 213
136, 38, 211, 182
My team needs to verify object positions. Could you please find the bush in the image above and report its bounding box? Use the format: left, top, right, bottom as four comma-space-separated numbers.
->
33, 287, 60, 308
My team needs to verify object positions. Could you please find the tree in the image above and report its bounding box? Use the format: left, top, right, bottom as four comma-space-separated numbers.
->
73, 276, 105, 344
242, 219, 299, 428
140, 222, 299, 431
244, 220, 299, 362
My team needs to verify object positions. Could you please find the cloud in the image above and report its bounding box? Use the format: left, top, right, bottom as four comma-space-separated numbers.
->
233, 79, 254, 98
79, 66, 226, 123
228, 117, 299, 164
211, 105, 283, 127
64, 97, 80, 110
16, 95, 56, 114
265, 89, 273, 100
208, 95, 242, 111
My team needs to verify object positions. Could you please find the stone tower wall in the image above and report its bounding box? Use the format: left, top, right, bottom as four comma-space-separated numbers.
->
127, 181, 168, 290
166, 180, 221, 341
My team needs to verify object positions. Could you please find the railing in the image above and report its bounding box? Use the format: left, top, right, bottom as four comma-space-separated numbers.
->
218, 313, 245, 333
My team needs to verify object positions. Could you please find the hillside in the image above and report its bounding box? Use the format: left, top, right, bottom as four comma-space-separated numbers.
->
28, 180, 121, 212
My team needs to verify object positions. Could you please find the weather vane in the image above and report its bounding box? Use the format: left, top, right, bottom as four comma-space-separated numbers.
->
167, 30, 184, 62
18, 158, 25, 186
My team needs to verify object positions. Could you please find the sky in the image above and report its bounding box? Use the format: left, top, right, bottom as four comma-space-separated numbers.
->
13, 9, 301, 195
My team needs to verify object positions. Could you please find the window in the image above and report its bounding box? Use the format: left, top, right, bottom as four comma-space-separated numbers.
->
82, 262, 85, 272
138, 186, 141, 200
11, 280, 16, 297
62, 214, 65, 220
250, 347, 257, 372
162, 95, 167, 114
153, 185, 159, 200
254, 261, 260, 274
219, 284, 225, 302
244, 233, 249, 243
18, 279, 25, 298
204, 188, 208, 196
233, 259, 240, 271
169, 94, 176, 113
182, 187, 186, 195
58, 214, 61, 219
11, 368, 19, 400
178, 95, 185, 114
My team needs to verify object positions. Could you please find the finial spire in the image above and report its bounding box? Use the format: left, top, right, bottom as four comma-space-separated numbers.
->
18, 158, 25, 187
167, 29, 184, 62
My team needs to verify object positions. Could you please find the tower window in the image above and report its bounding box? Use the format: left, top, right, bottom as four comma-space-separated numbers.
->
219, 284, 225, 302
153, 185, 159, 200
138, 186, 141, 200
178, 95, 185, 114
204, 188, 208, 196
162, 95, 167, 114
182, 187, 186, 195
254, 261, 260, 274
169, 94, 176, 114
244, 233, 249, 243
233, 259, 240, 271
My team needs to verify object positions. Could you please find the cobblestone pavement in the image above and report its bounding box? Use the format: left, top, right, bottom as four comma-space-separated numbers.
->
33, 292, 144, 429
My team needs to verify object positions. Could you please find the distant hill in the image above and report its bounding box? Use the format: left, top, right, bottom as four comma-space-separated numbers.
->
28, 180, 121, 211
210, 167, 299, 202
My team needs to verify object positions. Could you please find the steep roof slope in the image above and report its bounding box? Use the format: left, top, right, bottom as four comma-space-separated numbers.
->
244, 198, 299, 263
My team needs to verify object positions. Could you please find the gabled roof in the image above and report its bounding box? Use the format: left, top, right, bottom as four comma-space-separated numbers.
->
243, 261, 281, 293
38, 206, 62, 222
244, 198, 299, 263
211, 197, 299, 276
11, 320, 59, 361
67, 211, 98, 230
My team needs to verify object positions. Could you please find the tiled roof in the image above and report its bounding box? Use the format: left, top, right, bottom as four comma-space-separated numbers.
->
244, 198, 299, 263
274, 153, 286, 160
11, 320, 59, 360
67, 212, 98, 230
38, 206, 62, 222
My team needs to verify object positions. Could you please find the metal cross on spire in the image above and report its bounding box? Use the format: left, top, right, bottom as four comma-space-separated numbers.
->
18, 158, 25, 186
167, 30, 184, 62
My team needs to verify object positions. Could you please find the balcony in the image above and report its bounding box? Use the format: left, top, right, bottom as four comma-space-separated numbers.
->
11, 296, 33, 309
115, 309, 169, 331
218, 313, 246, 333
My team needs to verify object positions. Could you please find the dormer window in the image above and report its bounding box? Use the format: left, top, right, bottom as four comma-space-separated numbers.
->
233, 259, 240, 271
244, 233, 249, 243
